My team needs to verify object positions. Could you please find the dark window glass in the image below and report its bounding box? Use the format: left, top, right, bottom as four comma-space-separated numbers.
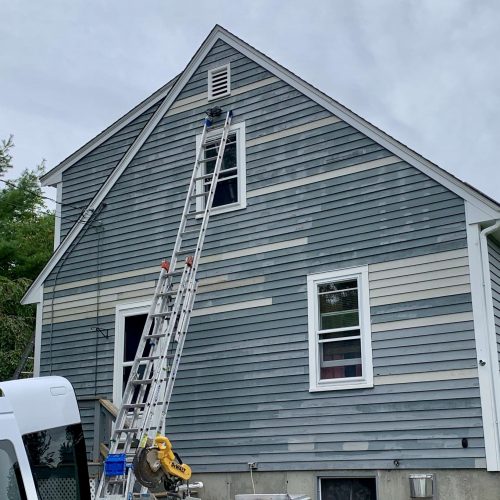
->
318, 284, 359, 331
123, 314, 154, 402
321, 477, 377, 500
204, 134, 238, 207
124, 314, 148, 362
320, 338, 362, 379
0, 440, 27, 500
23, 424, 90, 500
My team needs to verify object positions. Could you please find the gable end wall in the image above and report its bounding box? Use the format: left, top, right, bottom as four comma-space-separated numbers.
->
40, 40, 482, 469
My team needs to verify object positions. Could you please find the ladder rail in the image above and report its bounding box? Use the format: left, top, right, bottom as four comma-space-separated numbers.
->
97, 110, 233, 499
152, 110, 234, 433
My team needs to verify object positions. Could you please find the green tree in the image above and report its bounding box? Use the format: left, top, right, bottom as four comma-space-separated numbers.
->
0, 137, 54, 380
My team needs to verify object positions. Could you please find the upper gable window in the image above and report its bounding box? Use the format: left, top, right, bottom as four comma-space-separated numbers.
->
208, 64, 231, 101
307, 267, 373, 391
196, 121, 246, 215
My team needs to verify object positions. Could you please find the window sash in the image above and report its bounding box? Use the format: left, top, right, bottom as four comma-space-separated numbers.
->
203, 133, 239, 208
307, 267, 373, 391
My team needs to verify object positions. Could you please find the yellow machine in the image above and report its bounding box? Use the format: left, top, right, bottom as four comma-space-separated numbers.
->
133, 434, 192, 493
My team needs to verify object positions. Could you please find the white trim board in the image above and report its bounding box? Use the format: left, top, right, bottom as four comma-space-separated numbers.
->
465, 203, 500, 471
23, 25, 500, 305
113, 301, 151, 405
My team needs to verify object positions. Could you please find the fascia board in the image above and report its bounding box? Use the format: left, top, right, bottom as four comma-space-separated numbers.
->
40, 77, 178, 187
22, 27, 223, 305
215, 28, 500, 217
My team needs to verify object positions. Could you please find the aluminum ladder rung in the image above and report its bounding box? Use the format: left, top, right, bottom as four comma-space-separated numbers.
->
137, 354, 174, 362
186, 209, 206, 216
194, 173, 214, 181
144, 333, 167, 339
156, 290, 177, 297
176, 247, 197, 255
129, 379, 154, 385
165, 269, 184, 277
190, 191, 209, 198
113, 427, 139, 434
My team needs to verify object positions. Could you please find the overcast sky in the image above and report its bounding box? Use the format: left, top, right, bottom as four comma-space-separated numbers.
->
1, 0, 499, 207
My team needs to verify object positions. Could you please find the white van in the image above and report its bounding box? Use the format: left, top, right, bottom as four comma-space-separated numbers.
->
0, 376, 91, 499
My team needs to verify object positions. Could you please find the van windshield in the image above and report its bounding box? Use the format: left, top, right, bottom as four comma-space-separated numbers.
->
22, 423, 90, 500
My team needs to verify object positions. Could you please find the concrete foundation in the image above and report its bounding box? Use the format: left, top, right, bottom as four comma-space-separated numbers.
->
192, 469, 500, 500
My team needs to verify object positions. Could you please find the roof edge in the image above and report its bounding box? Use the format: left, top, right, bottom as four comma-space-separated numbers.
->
214, 26, 499, 214
22, 25, 224, 304
40, 75, 179, 186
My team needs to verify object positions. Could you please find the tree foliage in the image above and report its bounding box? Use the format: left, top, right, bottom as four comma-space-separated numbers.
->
0, 137, 54, 380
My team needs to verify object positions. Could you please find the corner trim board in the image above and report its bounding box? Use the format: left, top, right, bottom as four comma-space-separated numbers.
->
465, 202, 500, 471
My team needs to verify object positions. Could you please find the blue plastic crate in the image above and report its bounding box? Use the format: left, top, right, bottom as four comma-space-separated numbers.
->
104, 453, 127, 477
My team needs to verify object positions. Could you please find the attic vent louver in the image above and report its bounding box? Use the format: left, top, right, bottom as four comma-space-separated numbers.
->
208, 64, 231, 101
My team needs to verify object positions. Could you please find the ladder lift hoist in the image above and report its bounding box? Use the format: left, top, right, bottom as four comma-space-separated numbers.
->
96, 107, 233, 499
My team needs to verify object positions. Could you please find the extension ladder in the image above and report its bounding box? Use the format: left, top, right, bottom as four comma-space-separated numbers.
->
96, 108, 233, 498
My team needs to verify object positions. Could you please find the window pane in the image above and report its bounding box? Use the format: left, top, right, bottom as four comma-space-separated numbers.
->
320, 338, 362, 379
124, 314, 148, 362
318, 279, 357, 293
205, 135, 237, 173
319, 286, 359, 330
23, 424, 90, 500
204, 134, 238, 207
210, 177, 238, 207
321, 477, 377, 500
0, 440, 27, 500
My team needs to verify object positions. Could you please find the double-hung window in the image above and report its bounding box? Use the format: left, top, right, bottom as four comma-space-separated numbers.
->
196, 122, 246, 214
307, 267, 373, 391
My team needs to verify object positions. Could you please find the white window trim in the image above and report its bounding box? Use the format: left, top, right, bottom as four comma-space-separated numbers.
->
113, 300, 151, 405
208, 63, 231, 101
307, 266, 373, 392
195, 121, 246, 216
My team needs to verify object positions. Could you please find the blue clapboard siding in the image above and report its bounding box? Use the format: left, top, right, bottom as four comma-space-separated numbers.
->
59, 101, 163, 241
39, 39, 483, 471
488, 237, 500, 366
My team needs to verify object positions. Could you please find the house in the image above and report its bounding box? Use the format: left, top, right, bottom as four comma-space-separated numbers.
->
22, 25, 500, 500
